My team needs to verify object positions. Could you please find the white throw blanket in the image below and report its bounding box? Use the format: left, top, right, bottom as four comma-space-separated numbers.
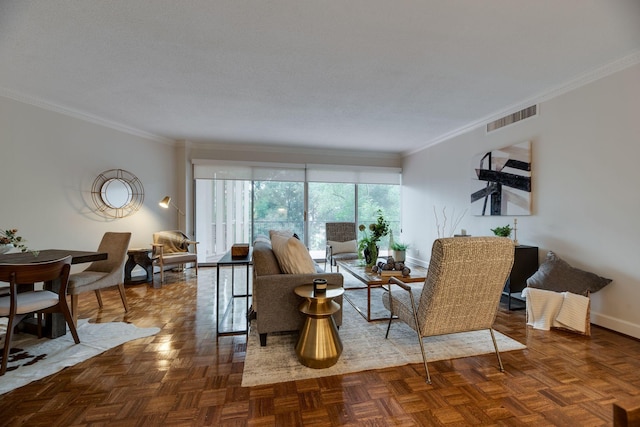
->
521, 287, 590, 334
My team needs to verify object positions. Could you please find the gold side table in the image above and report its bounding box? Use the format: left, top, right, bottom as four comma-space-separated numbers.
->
294, 284, 344, 369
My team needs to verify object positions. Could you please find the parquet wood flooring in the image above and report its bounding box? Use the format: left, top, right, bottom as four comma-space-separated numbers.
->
1, 267, 640, 426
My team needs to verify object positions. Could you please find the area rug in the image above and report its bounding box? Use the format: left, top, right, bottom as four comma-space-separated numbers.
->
0, 319, 160, 395
242, 295, 526, 387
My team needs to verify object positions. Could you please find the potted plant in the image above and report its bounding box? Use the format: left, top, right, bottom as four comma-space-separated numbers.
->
491, 225, 512, 238
357, 210, 390, 269
390, 242, 409, 263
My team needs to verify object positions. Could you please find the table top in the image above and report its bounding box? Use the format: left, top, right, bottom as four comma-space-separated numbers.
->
337, 259, 428, 286
295, 284, 344, 300
127, 248, 152, 254
217, 248, 253, 266
0, 249, 107, 265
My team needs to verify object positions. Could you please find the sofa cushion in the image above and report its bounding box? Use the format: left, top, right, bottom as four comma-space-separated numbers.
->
270, 234, 316, 274
252, 240, 282, 276
526, 251, 612, 296
328, 239, 357, 254
269, 229, 294, 240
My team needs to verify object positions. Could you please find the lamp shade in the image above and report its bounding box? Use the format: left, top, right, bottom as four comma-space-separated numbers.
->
159, 196, 171, 209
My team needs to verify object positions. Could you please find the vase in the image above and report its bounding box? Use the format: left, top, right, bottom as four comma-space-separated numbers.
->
363, 243, 379, 269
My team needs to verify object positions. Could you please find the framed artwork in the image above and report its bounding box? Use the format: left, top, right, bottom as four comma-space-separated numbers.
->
470, 141, 531, 216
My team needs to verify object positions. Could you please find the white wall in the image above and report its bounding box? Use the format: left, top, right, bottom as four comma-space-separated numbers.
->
0, 96, 177, 266
401, 63, 640, 337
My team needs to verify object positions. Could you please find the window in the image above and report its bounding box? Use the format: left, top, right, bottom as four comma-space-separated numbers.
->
194, 160, 401, 263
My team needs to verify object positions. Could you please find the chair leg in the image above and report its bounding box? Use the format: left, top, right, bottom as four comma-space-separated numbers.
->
37, 313, 43, 338
117, 283, 129, 312
195, 261, 198, 276
489, 328, 505, 372
1, 316, 16, 375
71, 294, 79, 326
59, 302, 81, 344
94, 289, 103, 308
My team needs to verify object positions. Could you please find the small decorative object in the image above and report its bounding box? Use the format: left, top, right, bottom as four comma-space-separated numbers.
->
390, 242, 409, 263
358, 210, 390, 269
372, 256, 411, 277
434, 206, 467, 238
0, 229, 34, 254
491, 224, 512, 237
313, 278, 327, 294
231, 243, 250, 258
513, 218, 519, 246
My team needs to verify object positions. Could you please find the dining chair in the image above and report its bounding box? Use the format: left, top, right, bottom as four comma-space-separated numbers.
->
383, 236, 515, 383
67, 232, 131, 325
0, 256, 80, 375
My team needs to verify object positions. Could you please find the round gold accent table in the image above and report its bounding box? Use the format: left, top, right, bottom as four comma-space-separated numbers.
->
294, 284, 344, 369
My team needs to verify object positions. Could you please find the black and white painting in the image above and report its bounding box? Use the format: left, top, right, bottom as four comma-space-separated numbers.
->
471, 141, 531, 216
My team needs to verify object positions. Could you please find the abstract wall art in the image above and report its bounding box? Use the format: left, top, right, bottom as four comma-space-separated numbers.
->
470, 141, 531, 216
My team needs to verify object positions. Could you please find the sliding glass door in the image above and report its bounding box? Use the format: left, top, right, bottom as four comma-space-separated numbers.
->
253, 181, 304, 239
194, 161, 401, 264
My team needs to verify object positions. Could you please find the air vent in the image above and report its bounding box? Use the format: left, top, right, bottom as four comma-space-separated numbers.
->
486, 105, 537, 132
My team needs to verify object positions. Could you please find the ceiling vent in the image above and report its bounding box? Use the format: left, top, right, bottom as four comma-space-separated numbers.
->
486, 105, 537, 132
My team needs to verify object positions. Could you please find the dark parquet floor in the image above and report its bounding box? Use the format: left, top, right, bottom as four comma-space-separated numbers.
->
1, 266, 640, 426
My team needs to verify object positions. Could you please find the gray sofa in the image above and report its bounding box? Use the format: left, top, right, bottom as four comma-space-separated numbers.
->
252, 235, 344, 346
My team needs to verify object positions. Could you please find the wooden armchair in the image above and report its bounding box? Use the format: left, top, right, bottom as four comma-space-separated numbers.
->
383, 237, 515, 383
152, 231, 198, 285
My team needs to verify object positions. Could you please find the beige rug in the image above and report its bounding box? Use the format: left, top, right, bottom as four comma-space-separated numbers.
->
242, 293, 526, 387
0, 319, 160, 395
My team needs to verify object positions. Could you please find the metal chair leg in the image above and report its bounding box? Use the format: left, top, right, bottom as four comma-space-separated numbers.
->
490, 328, 505, 372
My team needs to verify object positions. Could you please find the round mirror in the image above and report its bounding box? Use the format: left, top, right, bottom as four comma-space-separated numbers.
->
91, 169, 144, 218
101, 178, 133, 209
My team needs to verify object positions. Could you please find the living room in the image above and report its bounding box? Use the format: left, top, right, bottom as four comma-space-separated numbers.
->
1, 1, 640, 424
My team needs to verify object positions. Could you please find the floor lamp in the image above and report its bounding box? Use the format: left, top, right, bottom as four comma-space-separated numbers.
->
159, 196, 185, 231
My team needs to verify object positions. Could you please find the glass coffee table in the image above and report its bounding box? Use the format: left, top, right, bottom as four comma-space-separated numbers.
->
336, 259, 427, 322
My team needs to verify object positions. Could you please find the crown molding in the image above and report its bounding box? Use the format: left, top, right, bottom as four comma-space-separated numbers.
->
0, 88, 175, 145
405, 50, 640, 157
188, 140, 402, 161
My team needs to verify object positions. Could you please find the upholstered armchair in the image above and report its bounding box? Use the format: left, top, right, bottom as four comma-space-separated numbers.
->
152, 230, 198, 285
325, 222, 359, 271
383, 237, 515, 383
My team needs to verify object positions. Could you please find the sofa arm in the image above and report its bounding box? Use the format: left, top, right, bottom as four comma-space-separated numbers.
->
253, 272, 344, 336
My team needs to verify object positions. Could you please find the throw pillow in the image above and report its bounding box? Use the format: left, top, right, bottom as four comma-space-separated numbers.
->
269, 229, 293, 240
270, 233, 316, 274
526, 251, 612, 296
327, 239, 357, 254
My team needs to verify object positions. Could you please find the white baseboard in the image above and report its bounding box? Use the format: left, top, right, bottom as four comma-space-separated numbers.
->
590, 312, 640, 340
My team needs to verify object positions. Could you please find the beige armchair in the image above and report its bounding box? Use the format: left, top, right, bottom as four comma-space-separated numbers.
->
152, 230, 198, 285
67, 232, 132, 326
325, 222, 359, 271
383, 236, 515, 383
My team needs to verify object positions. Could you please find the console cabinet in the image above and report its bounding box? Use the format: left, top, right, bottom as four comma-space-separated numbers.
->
504, 245, 539, 309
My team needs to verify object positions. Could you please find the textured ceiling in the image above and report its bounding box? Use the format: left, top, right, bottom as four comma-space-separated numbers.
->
1, 1, 639, 154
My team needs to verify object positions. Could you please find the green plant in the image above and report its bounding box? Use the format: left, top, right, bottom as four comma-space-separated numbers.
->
491, 225, 512, 237
391, 242, 409, 251
0, 229, 29, 252
358, 210, 390, 263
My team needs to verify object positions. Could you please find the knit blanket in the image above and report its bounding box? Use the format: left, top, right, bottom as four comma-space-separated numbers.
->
521, 287, 590, 334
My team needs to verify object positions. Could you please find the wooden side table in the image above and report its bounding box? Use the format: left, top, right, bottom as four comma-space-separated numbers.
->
124, 248, 154, 286
294, 284, 344, 369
